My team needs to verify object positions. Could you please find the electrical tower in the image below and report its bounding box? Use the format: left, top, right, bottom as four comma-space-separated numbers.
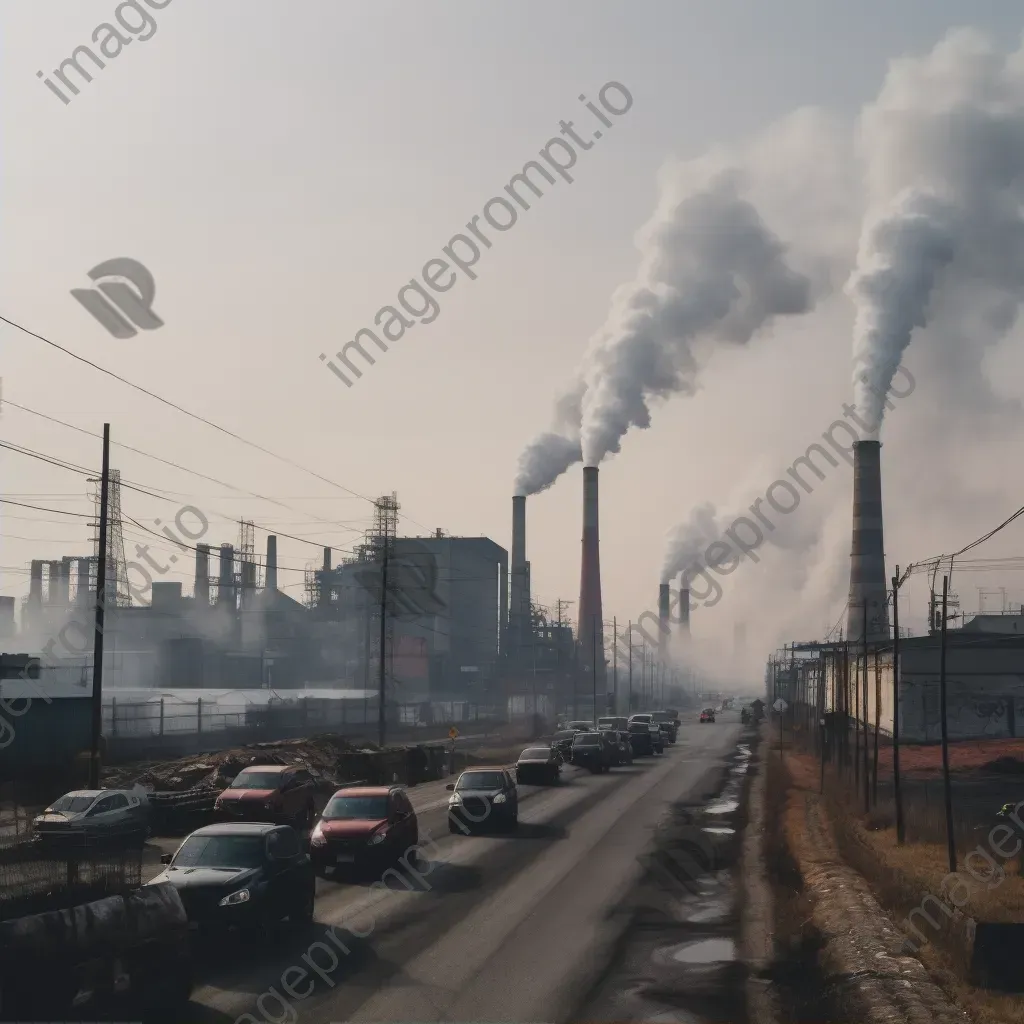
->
237, 519, 261, 605
366, 494, 399, 705
89, 469, 130, 607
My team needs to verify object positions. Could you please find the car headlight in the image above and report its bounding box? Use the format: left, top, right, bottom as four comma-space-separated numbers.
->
310, 823, 325, 847
218, 888, 250, 907
368, 831, 387, 846
264, 802, 276, 810
449, 793, 463, 806
493, 793, 506, 804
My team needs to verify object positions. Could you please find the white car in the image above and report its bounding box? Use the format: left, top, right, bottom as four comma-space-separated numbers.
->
33, 787, 150, 845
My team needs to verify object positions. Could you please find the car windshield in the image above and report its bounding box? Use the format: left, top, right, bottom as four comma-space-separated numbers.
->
323, 795, 388, 820
230, 771, 284, 790
49, 795, 96, 813
628, 723, 647, 733
520, 748, 550, 760
573, 733, 599, 744
652, 713, 671, 722
457, 771, 504, 790
173, 834, 265, 869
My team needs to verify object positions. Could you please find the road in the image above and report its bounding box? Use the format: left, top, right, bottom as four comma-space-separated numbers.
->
184, 713, 743, 1024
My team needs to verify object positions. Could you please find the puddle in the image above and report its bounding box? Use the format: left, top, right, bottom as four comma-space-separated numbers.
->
670, 937, 736, 964
701, 826, 735, 835
704, 798, 739, 815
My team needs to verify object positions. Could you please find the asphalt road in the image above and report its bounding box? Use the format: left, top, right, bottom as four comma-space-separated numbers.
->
185, 713, 743, 1024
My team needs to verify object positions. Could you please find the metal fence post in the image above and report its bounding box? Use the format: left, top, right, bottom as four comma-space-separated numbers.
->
111, 696, 117, 738
197, 698, 203, 734
159, 698, 165, 736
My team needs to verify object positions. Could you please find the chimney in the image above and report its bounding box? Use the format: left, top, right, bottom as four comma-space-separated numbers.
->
194, 543, 211, 605
510, 496, 527, 659
578, 467, 606, 686
323, 547, 332, 572
679, 589, 691, 636
265, 536, 278, 591
658, 583, 671, 660
218, 543, 235, 607
77, 557, 93, 604
846, 440, 890, 643
29, 560, 43, 609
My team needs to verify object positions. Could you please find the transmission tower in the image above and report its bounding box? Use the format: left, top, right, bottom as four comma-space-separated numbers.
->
366, 493, 399, 702
89, 469, 130, 607
237, 519, 260, 604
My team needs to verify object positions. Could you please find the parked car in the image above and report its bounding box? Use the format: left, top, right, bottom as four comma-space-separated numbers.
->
627, 721, 655, 756
597, 716, 629, 731
515, 747, 561, 785
700, 708, 716, 723
447, 768, 518, 833
309, 785, 417, 876
551, 729, 579, 761
651, 711, 678, 744
215, 765, 316, 829
33, 788, 150, 847
571, 731, 616, 773
649, 724, 665, 754
149, 823, 315, 938
566, 720, 593, 732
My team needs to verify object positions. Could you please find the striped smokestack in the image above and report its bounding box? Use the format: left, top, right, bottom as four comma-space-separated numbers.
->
578, 467, 605, 683
846, 440, 890, 643
510, 496, 527, 658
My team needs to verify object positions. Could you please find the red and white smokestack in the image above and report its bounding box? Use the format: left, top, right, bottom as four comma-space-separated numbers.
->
846, 439, 890, 643
578, 467, 606, 683
510, 496, 527, 655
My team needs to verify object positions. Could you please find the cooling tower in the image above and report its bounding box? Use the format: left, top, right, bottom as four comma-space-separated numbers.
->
578, 467, 606, 683
265, 536, 278, 591
846, 440, 890, 643
509, 496, 528, 659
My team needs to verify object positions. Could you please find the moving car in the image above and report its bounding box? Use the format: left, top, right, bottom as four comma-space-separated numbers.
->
447, 768, 518, 833
515, 746, 561, 785
215, 765, 316, 830
627, 721, 655, 756
33, 788, 150, 847
149, 823, 314, 937
597, 716, 629, 731
309, 785, 417, 876
651, 711, 678, 744
571, 731, 615, 773
551, 729, 578, 761
700, 708, 716, 723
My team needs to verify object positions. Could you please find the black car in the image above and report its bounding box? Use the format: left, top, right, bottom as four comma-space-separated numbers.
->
447, 768, 519, 833
652, 712, 678, 744
149, 823, 315, 938
516, 747, 561, 785
627, 721, 661, 756
571, 731, 615, 773
551, 729, 578, 761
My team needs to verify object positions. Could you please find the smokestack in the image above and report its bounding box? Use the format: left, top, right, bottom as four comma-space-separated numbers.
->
846, 440, 890, 643
679, 589, 691, 636
77, 557, 92, 604
194, 543, 211, 606
578, 466, 605, 685
28, 561, 43, 610
323, 547, 332, 572
265, 536, 278, 591
658, 583, 671, 657
509, 496, 527, 657
218, 543, 235, 607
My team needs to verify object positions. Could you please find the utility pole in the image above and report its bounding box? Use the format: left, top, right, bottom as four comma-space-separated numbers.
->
377, 533, 389, 749
892, 568, 905, 844
89, 424, 111, 790
872, 648, 881, 807
613, 617, 618, 715
627, 621, 633, 713
940, 575, 956, 872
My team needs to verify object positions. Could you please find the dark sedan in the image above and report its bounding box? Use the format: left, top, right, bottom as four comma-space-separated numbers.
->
148, 823, 314, 939
571, 731, 614, 773
551, 729, 578, 761
627, 721, 654, 756
515, 747, 561, 785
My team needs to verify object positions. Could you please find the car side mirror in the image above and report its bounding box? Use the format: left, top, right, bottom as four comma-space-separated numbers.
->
160, 853, 172, 864
446, 783, 455, 791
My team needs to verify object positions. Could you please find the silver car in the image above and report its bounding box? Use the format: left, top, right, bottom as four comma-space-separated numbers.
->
33, 788, 150, 845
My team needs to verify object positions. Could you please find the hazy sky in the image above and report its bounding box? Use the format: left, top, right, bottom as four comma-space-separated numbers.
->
4, 1, 1024, 672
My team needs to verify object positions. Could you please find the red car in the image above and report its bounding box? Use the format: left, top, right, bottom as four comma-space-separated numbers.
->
700, 708, 716, 723
214, 765, 316, 829
309, 785, 418, 876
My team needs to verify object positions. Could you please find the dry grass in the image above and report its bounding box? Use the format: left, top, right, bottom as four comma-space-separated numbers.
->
788, 750, 1024, 1024
875, 738, 1024, 774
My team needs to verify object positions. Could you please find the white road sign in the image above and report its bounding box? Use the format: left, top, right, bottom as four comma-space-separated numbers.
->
773, 698, 788, 713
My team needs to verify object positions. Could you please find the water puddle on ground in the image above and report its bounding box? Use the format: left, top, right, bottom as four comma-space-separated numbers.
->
574, 735, 755, 1024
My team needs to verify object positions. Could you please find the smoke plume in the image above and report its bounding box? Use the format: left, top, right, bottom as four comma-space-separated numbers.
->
514, 378, 584, 496
848, 27, 1024, 437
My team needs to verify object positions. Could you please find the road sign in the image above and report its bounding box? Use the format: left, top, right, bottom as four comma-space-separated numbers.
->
449, 726, 459, 740
773, 698, 788, 713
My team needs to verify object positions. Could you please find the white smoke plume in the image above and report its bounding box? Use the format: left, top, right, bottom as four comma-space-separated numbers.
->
580, 168, 814, 466
849, 28, 1024, 437
514, 378, 584, 496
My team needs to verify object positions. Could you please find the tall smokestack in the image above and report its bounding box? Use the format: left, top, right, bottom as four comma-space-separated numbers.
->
510, 496, 527, 658
578, 467, 605, 686
658, 583, 671, 658
218, 544, 235, 607
265, 536, 278, 591
77, 557, 93, 604
846, 440, 890, 643
29, 561, 43, 610
195, 543, 211, 606
679, 589, 691, 636
323, 547, 332, 572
